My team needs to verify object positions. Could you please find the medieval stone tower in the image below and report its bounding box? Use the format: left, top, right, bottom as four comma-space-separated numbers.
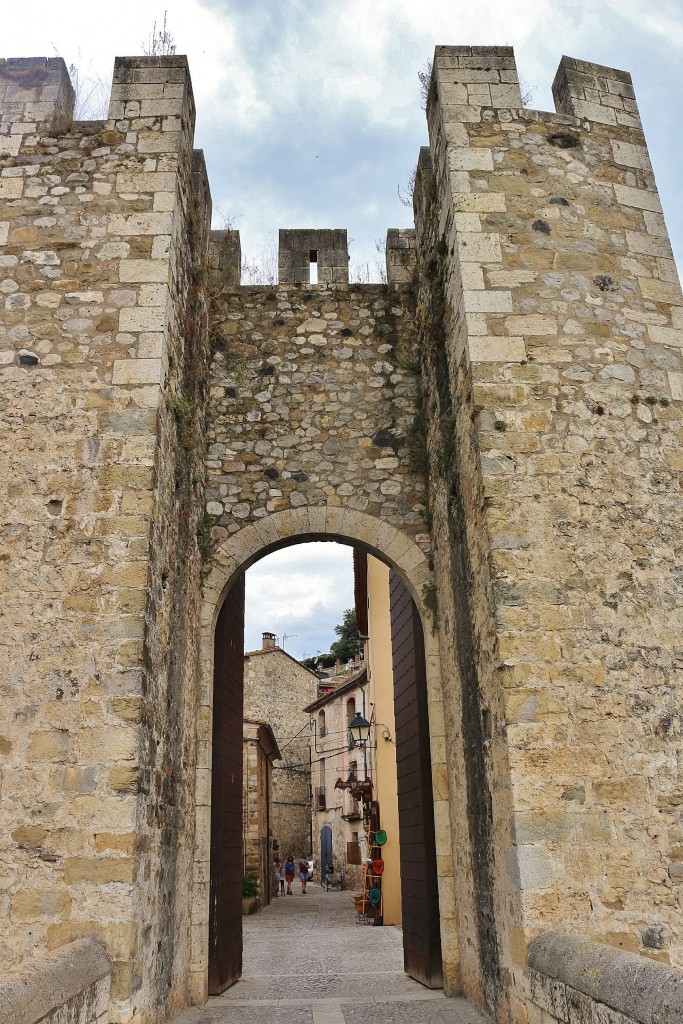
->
0, 45, 681, 1024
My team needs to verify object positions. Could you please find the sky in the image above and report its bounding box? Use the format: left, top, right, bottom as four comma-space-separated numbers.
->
4, 0, 683, 657
244, 542, 354, 661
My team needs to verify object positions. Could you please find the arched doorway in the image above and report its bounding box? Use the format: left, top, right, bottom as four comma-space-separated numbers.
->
189, 508, 457, 1005
320, 824, 333, 881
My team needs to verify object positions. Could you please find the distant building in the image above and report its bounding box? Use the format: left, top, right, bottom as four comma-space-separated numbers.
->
242, 719, 280, 906
306, 669, 369, 891
244, 634, 319, 859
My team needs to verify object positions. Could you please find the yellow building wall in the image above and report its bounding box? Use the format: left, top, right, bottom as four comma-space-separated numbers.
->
367, 556, 402, 926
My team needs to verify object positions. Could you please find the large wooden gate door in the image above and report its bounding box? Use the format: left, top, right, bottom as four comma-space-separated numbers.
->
208, 574, 245, 994
390, 572, 443, 988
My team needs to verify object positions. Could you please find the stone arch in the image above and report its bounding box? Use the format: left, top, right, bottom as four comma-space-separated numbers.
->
189, 506, 458, 1003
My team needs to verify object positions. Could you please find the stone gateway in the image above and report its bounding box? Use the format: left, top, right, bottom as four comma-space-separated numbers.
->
0, 45, 681, 1024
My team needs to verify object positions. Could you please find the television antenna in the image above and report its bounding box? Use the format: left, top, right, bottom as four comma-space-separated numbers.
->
282, 633, 298, 651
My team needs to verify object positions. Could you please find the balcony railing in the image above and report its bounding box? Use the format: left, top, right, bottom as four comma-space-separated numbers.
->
342, 797, 361, 821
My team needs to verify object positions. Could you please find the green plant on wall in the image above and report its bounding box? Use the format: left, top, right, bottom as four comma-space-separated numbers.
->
197, 510, 219, 584
422, 581, 438, 634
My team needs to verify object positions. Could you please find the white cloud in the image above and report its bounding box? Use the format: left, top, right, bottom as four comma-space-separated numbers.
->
244, 543, 354, 660
599, 0, 683, 51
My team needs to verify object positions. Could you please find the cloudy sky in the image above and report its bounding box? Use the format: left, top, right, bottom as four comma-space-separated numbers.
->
5, 0, 682, 656
244, 542, 354, 660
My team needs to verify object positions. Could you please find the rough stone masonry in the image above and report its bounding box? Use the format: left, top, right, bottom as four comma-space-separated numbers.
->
0, 43, 681, 1024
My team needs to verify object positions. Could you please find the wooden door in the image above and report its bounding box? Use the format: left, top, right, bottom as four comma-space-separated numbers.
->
390, 572, 443, 988
208, 575, 245, 994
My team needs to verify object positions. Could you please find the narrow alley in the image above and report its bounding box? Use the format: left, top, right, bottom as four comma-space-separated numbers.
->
176, 886, 489, 1024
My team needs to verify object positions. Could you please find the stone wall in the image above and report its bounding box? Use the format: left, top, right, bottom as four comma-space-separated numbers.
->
244, 647, 318, 859
242, 720, 277, 903
526, 931, 683, 1023
0, 938, 110, 1024
0, 55, 211, 1022
205, 271, 425, 538
415, 45, 683, 1022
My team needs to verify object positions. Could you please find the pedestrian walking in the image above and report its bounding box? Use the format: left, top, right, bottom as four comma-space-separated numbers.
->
299, 855, 309, 894
273, 857, 281, 897
284, 855, 295, 895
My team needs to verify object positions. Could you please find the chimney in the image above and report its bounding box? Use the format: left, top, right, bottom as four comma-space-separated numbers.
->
262, 632, 277, 651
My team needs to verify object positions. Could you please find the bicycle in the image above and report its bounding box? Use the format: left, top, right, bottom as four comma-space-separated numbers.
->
322, 867, 345, 891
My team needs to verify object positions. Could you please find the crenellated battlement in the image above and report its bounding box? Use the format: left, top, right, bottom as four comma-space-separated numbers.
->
0, 57, 75, 153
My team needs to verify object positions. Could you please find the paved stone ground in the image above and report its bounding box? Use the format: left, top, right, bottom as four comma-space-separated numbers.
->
177, 884, 490, 1024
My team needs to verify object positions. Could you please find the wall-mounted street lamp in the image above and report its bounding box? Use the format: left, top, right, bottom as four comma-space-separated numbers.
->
348, 711, 371, 748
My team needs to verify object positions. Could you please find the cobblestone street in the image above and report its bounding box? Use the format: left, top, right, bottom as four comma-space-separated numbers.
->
177, 885, 489, 1024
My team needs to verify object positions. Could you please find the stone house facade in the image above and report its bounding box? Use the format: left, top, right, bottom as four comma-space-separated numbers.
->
244, 635, 319, 861
306, 669, 369, 892
242, 719, 279, 907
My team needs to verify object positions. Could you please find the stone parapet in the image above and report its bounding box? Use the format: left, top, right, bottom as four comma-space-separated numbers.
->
527, 931, 683, 1023
553, 56, 642, 129
431, 45, 522, 115
385, 228, 416, 284
209, 230, 242, 290
0, 938, 110, 1024
0, 57, 75, 154
278, 228, 349, 285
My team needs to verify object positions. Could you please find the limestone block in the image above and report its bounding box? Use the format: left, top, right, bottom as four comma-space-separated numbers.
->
648, 326, 682, 348
640, 279, 681, 304
11, 889, 71, 920
464, 289, 512, 313
449, 149, 494, 172
28, 729, 71, 761
667, 372, 683, 400
136, 131, 182, 154
94, 833, 136, 855
610, 140, 652, 171
63, 857, 136, 885
529, 969, 569, 1021
506, 315, 558, 336
115, 171, 177, 194
112, 358, 163, 385
453, 192, 507, 213
507, 845, 555, 890
442, 103, 484, 123
457, 232, 502, 263
468, 336, 526, 362
109, 212, 174, 236
613, 184, 662, 213
0, 177, 23, 199
625, 231, 673, 259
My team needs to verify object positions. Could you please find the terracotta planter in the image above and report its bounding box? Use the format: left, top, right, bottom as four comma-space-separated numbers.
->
242, 896, 259, 915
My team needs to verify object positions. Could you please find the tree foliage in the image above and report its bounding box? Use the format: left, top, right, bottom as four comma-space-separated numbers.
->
299, 609, 361, 670
329, 608, 361, 663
